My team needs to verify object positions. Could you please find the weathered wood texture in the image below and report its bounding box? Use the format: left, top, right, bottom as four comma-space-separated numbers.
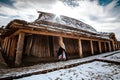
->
9, 37, 18, 60
110, 41, 114, 51
30, 35, 50, 57
63, 38, 79, 56
15, 33, 25, 66
105, 42, 109, 52
101, 42, 106, 53
92, 41, 100, 55
78, 39, 83, 58
53, 37, 59, 57
81, 40, 92, 57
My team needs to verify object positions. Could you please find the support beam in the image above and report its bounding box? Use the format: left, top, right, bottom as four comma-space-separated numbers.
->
78, 38, 83, 58
15, 33, 25, 66
90, 40, 94, 55
98, 41, 102, 53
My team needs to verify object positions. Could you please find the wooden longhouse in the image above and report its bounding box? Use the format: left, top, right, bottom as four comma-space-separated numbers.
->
1, 11, 120, 67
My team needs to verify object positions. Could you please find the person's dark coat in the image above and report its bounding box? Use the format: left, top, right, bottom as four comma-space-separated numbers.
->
57, 47, 67, 60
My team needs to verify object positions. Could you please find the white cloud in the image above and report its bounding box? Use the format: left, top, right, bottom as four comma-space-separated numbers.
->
0, 0, 120, 40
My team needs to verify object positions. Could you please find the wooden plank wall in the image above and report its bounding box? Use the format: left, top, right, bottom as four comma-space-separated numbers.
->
92, 41, 100, 55
63, 38, 79, 56
23, 34, 50, 57
110, 41, 114, 51
105, 42, 109, 52
24, 35, 33, 56
101, 42, 106, 53
53, 37, 59, 57
81, 40, 92, 57
9, 36, 18, 60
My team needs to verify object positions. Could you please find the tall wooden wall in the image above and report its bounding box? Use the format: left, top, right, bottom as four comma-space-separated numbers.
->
2, 36, 18, 59
81, 40, 92, 57
92, 41, 100, 55
53, 37, 59, 57
101, 42, 106, 53
105, 42, 109, 52
63, 38, 79, 57
23, 34, 50, 57
110, 41, 114, 51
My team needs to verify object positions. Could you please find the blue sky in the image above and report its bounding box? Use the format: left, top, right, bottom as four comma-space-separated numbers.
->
0, 0, 120, 40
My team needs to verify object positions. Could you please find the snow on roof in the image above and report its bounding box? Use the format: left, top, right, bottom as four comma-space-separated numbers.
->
35, 11, 97, 33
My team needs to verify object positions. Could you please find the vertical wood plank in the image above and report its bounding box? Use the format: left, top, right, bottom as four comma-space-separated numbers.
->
78, 38, 83, 58
112, 41, 115, 51
15, 33, 25, 66
108, 41, 111, 52
104, 42, 107, 52
98, 41, 102, 53
90, 40, 94, 55
6, 38, 11, 56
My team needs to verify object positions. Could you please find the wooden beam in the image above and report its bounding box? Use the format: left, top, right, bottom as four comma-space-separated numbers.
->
108, 41, 111, 52
78, 38, 83, 58
90, 40, 94, 55
98, 41, 102, 53
15, 33, 25, 66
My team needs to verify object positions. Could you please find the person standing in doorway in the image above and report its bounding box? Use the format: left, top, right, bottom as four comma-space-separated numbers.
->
57, 37, 67, 61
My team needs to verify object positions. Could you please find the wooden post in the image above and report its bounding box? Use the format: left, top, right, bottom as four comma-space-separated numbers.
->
15, 33, 25, 66
78, 38, 83, 58
90, 40, 94, 55
108, 41, 111, 52
98, 41, 102, 53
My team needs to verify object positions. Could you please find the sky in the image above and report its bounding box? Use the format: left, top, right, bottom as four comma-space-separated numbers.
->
0, 0, 120, 40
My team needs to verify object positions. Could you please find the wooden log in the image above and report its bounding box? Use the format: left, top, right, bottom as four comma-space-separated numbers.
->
9, 37, 17, 60
108, 41, 111, 52
9, 38, 14, 59
78, 38, 83, 58
90, 40, 94, 55
98, 41, 102, 53
15, 33, 25, 66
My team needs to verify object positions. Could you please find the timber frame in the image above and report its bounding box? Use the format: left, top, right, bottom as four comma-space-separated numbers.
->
0, 11, 120, 67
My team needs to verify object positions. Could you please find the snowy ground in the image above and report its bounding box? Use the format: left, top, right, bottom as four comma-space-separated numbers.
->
15, 61, 120, 80
105, 52, 120, 61
0, 50, 120, 79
